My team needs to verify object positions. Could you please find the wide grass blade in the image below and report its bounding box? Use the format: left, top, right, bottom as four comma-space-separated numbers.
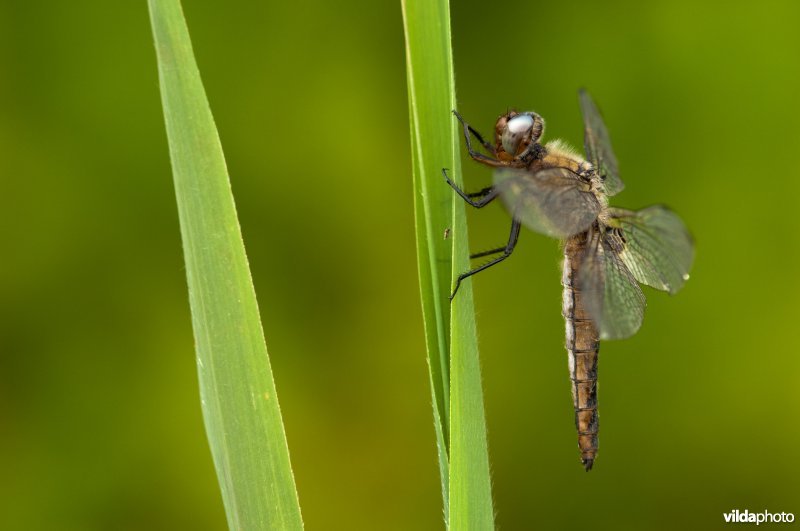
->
148, 1, 303, 529
401, 0, 494, 528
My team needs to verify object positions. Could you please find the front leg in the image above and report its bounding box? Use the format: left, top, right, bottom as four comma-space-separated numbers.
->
453, 110, 507, 168
453, 110, 495, 154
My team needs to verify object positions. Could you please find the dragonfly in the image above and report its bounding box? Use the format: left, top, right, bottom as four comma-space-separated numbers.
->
443, 89, 694, 471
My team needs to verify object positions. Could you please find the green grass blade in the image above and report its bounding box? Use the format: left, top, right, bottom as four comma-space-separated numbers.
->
148, 1, 303, 529
401, 0, 453, 521
448, 246, 494, 529
401, 0, 494, 528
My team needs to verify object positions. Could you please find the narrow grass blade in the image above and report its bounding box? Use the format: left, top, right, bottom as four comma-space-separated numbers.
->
148, 1, 303, 529
401, 0, 494, 528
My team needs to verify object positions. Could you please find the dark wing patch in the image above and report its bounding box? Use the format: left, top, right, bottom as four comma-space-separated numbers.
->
579, 227, 646, 340
579, 89, 625, 196
610, 206, 695, 295
493, 167, 601, 239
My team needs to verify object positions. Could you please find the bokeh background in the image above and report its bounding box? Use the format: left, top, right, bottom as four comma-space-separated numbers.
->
2, 1, 799, 529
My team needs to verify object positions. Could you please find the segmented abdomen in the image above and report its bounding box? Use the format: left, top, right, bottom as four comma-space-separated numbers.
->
562, 234, 600, 471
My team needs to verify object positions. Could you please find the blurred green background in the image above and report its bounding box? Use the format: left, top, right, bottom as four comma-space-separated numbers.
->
1, 1, 798, 529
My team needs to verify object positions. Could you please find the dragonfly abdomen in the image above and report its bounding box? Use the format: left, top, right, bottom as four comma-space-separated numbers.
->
562, 235, 600, 471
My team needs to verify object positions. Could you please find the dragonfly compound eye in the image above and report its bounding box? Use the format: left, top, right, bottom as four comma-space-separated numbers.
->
502, 114, 535, 157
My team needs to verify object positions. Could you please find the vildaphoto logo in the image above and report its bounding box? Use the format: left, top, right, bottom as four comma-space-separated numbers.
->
723, 509, 795, 525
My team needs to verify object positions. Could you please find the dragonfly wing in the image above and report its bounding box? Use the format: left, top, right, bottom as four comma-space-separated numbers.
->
610, 205, 695, 295
579, 227, 646, 340
494, 167, 601, 238
579, 89, 625, 196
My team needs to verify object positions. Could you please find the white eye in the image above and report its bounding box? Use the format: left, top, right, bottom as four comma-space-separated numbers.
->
502, 114, 534, 155
507, 114, 534, 135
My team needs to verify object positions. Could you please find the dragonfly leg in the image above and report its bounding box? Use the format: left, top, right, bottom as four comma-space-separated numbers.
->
453, 110, 496, 154
470, 246, 505, 259
442, 169, 498, 208
452, 110, 505, 167
450, 218, 521, 301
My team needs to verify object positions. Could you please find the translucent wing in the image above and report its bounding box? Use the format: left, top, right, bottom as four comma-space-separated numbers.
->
579, 89, 625, 196
493, 167, 601, 238
609, 205, 695, 295
579, 227, 646, 340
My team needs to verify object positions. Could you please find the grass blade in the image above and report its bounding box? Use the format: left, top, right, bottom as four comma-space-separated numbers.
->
148, 1, 303, 529
401, 0, 494, 528
401, 0, 452, 519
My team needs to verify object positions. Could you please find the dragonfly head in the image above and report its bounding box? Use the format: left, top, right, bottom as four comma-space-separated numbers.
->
495, 111, 544, 161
